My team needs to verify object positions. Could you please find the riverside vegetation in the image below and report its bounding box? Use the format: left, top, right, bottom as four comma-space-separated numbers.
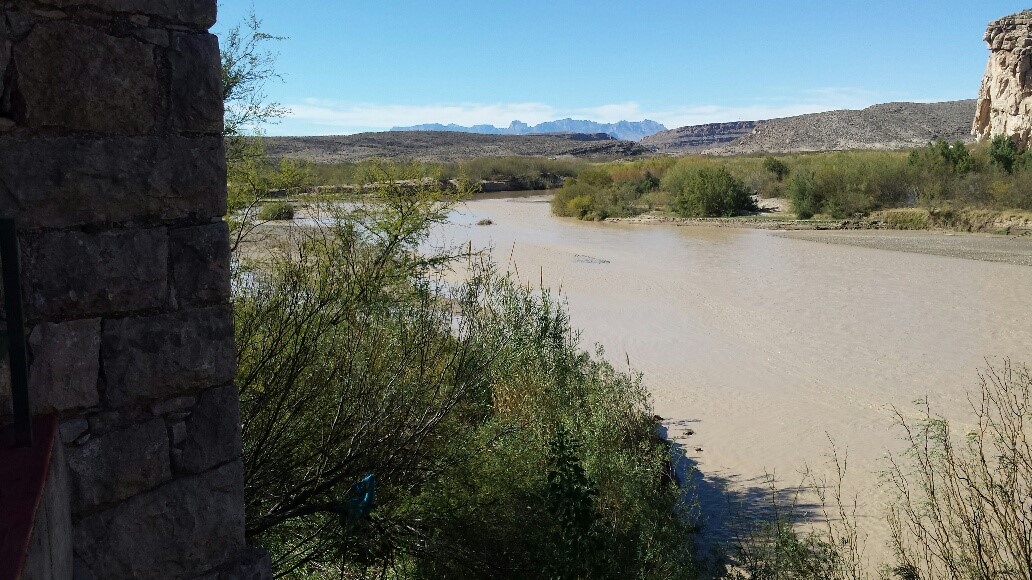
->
232, 180, 696, 578
222, 13, 1032, 580
245, 138, 1032, 232
548, 138, 1032, 228
229, 168, 1032, 579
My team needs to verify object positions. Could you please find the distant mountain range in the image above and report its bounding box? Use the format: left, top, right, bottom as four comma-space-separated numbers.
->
266, 99, 979, 163
391, 118, 667, 141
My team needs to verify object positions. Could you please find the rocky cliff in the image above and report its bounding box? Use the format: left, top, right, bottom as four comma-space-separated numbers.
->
973, 10, 1032, 149
641, 121, 762, 152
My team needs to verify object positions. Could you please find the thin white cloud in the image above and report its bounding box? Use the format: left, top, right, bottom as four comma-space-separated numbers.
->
288, 100, 559, 131
279, 88, 886, 135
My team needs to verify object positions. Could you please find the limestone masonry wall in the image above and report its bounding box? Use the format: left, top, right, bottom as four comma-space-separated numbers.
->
973, 9, 1032, 149
0, 0, 265, 577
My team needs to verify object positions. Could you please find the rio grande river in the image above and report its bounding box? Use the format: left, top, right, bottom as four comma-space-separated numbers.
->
432, 193, 1032, 560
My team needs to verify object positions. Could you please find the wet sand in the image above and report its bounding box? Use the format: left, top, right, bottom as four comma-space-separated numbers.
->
432, 193, 1032, 564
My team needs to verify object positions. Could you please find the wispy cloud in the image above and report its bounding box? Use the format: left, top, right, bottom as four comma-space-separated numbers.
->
286, 99, 559, 132
277, 88, 883, 135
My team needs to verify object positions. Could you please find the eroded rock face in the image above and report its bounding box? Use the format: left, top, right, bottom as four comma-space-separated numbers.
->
973, 10, 1032, 149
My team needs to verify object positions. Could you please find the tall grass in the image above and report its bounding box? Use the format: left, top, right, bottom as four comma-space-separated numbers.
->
886, 362, 1032, 580
725, 362, 1032, 580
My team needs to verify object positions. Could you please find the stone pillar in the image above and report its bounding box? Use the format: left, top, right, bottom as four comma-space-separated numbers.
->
972, 9, 1032, 149
0, 1, 265, 577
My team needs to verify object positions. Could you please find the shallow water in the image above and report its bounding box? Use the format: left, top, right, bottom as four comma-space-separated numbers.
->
432, 193, 1032, 560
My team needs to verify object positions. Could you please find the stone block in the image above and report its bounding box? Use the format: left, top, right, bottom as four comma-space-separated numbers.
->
170, 421, 187, 445
175, 385, 241, 474
101, 305, 235, 407
195, 548, 272, 580
170, 33, 223, 133
0, 16, 10, 104
86, 410, 128, 436
46, 0, 218, 30
5, 9, 34, 38
66, 417, 171, 513
22, 229, 167, 319
151, 395, 196, 416
13, 21, 157, 134
133, 27, 169, 47
0, 356, 10, 415
59, 418, 89, 444
73, 460, 246, 579
0, 135, 226, 228
28, 318, 102, 412
170, 222, 231, 307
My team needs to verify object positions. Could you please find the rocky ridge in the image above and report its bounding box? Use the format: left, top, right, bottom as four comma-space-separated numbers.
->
702, 100, 976, 155
641, 121, 762, 152
263, 131, 648, 163
973, 10, 1032, 149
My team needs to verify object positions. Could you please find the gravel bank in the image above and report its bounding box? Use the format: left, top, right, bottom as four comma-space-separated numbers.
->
778, 229, 1032, 266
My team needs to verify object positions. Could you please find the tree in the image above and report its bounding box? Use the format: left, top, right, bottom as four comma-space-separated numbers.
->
221, 11, 288, 161
219, 13, 311, 250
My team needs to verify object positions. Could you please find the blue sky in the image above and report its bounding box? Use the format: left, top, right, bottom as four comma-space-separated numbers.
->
214, 1, 1028, 136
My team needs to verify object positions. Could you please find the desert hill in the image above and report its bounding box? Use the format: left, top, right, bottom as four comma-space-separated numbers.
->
644, 99, 976, 155
264, 100, 978, 163
262, 131, 648, 163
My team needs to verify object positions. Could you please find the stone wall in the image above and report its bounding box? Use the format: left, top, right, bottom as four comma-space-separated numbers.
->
973, 9, 1032, 149
0, 1, 264, 577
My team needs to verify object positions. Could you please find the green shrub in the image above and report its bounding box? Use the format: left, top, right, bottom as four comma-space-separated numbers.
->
787, 171, 823, 219
669, 166, 756, 217
257, 201, 294, 221
763, 156, 790, 181
989, 134, 1018, 173
635, 170, 661, 194
909, 138, 975, 175
236, 181, 696, 578
550, 172, 647, 220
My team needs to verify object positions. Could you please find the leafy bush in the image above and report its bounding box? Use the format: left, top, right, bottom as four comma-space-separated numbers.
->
550, 172, 650, 221
989, 134, 1018, 173
787, 171, 822, 219
257, 201, 294, 221
235, 179, 696, 578
763, 156, 790, 181
668, 166, 756, 217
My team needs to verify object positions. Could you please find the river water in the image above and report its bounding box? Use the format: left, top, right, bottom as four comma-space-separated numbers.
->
431, 192, 1032, 559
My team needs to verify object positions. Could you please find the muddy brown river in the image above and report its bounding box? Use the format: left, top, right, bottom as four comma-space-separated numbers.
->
431, 193, 1032, 561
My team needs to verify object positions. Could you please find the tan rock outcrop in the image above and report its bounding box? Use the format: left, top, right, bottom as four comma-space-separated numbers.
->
973, 10, 1032, 149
